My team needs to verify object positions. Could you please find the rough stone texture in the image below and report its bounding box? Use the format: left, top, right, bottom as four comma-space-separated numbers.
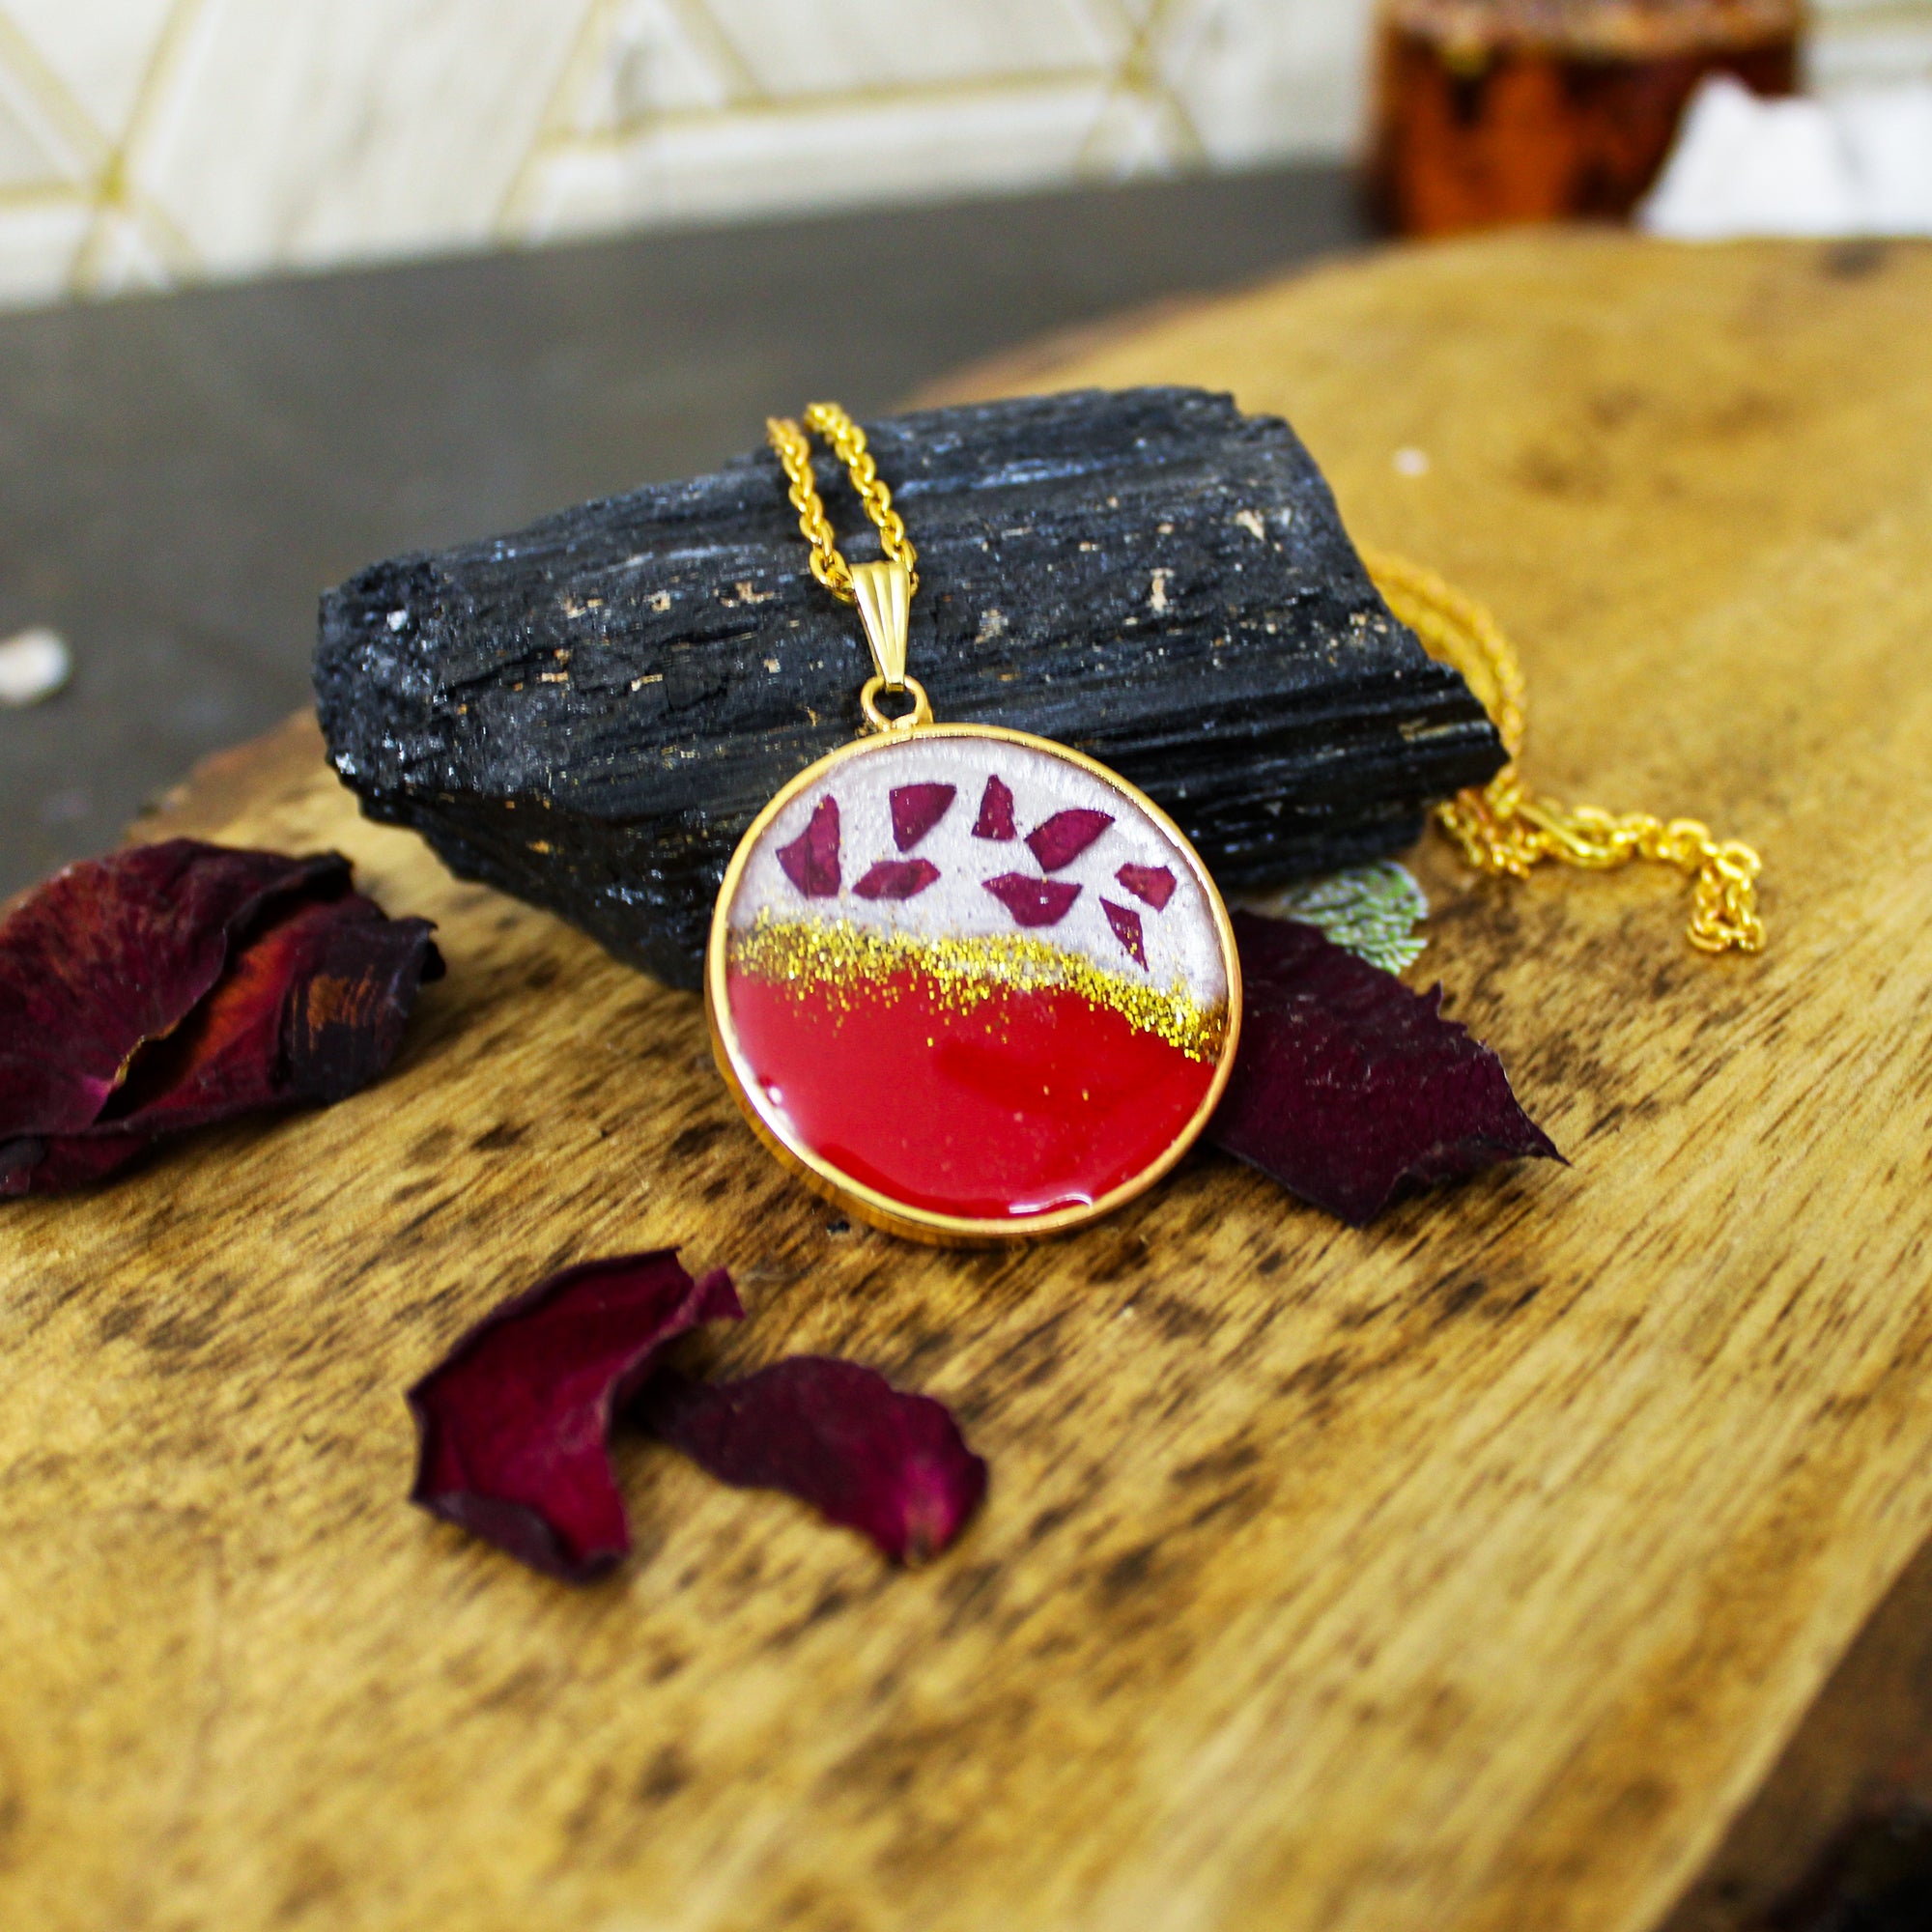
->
314, 387, 1503, 987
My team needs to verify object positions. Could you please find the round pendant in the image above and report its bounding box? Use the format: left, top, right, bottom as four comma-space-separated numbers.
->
705, 724, 1242, 1244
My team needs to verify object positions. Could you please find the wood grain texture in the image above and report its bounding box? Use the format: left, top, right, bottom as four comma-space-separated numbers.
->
1660, 1530, 1932, 1930
4, 231, 1931, 1932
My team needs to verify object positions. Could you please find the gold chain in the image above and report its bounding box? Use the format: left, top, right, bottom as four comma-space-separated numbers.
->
1363, 547, 1765, 955
758, 406, 1761, 956
766, 402, 919, 604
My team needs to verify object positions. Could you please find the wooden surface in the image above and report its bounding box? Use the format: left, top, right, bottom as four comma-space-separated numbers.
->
1661, 1529, 1932, 1930
4, 230, 1932, 1932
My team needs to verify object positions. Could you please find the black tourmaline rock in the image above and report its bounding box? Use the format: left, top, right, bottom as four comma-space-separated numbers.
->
315, 387, 1503, 990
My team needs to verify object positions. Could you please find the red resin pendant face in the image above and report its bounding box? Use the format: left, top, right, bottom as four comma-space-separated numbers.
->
706, 725, 1241, 1243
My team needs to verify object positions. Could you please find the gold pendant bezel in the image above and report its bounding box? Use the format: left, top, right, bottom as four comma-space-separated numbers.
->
703, 721, 1244, 1247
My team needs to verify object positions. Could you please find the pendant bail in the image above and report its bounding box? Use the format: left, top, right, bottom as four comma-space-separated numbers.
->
849, 558, 911, 690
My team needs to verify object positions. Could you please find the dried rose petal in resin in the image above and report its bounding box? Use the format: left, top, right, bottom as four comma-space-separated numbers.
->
1026, 809, 1113, 873
1116, 864, 1176, 911
1101, 898, 1148, 969
709, 730, 1238, 1238
855, 859, 941, 902
778, 797, 841, 897
972, 775, 1017, 841
982, 873, 1081, 928
890, 783, 955, 851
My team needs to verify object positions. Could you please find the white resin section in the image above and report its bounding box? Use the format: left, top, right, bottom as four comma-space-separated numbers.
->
728, 732, 1230, 1007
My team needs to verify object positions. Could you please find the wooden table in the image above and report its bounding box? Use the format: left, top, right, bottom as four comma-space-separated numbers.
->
5, 230, 1930, 1932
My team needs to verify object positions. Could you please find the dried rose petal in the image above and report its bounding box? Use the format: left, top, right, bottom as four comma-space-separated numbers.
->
854, 859, 941, 901
983, 873, 1082, 928
1102, 898, 1147, 968
1116, 863, 1176, 910
778, 797, 840, 897
890, 782, 954, 851
1026, 809, 1113, 872
408, 1252, 742, 1581
972, 775, 1016, 840
638, 1358, 987, 1565
0, 839, 345, 1139
1, 842, 441, 1199
1209, 911, 1560, 1225
277, 900, 444, 1105
99, 895, 435, 1134
0, 1131, 141, 1197
14, 904, 439, 1189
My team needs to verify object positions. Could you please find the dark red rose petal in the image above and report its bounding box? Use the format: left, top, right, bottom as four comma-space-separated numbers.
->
778, 797, 840, 897
0, 1132, 143, 1196
889, 782, 955, 851
983, 873, 1082, 928
0, 838, 347, 1140
1116, 863, 1177, 910
278, 902, 444, 1105
854, 859, 941, 902
13, 901, 441, 1192
94, 895, 439, 1137
1208, 912, 1560, 1226
1, 848, 442, 1200
638, 1358, 987, 1565
972, 775, 1017, 841
1101, 898, 1147, 969
1026, 808, 1113, 872
408, 1252, 742, 1582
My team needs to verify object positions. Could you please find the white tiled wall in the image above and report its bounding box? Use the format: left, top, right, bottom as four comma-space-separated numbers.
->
0, 0, 1924, 310
1808, 0, 1932, 90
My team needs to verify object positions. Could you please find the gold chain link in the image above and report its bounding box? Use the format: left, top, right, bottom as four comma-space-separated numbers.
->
766, 402, 919, 604
1362, 547, 1765, 955
759, 407, 1761, 957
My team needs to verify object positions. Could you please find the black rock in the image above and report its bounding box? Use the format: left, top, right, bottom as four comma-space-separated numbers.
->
315, 387, 1503, 990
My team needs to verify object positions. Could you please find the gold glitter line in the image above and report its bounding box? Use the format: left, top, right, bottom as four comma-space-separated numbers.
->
728, 913, 1228, 1062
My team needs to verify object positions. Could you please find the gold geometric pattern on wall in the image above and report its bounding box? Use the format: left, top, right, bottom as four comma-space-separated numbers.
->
493, 0, 1229, 243
0, 0, 1926, 312
0, 0, 200, 301
1808, 0, 1932, 87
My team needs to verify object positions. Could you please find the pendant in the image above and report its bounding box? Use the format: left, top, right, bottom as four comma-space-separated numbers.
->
706, 561, 1242, 1243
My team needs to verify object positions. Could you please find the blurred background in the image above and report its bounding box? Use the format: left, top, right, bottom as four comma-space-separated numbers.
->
0, 0, 1924, 295
3, 0, 1929, 891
